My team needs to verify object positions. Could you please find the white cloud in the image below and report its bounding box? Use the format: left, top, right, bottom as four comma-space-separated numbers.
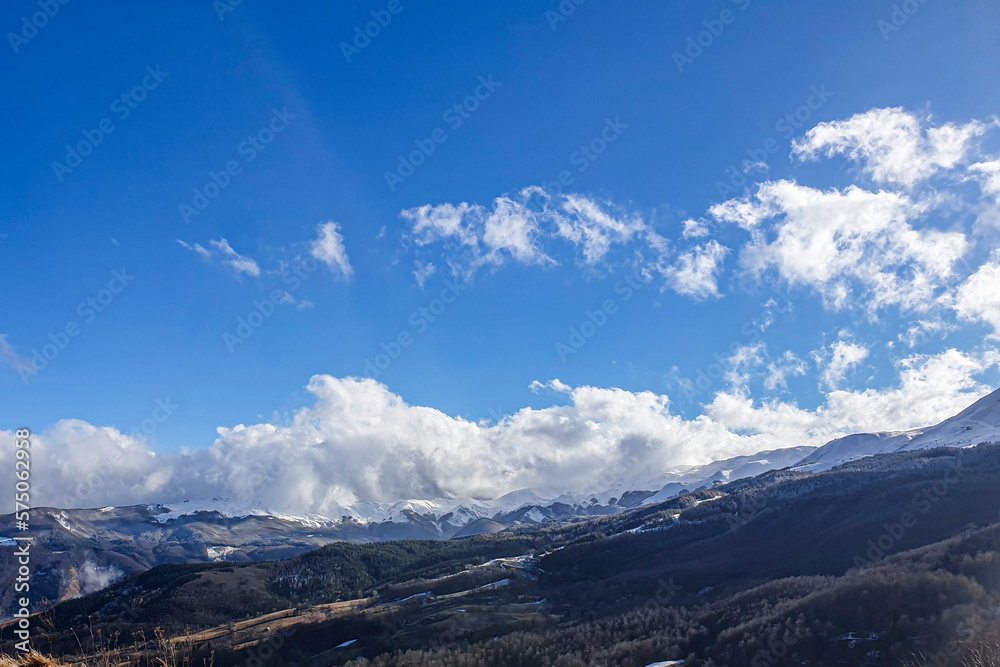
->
413, 261, 436, 289
0, 333, 35, 378
820, 348, 999, 433
722, 342, 767, 389
714, 180, 967, 313
898, 318, 956, 348
178, 238, 260, 278
0, 420, 171, 509
660, 240, 729, 299
402, 188, 647, 276
969, 159, 1000, 202
815, 338, 870, 390
210, 239, 260, 277
310, 222, 353, 278
177, 239, 212, 261
404, 202, 481, 248
400, 187, 741, 302
792, 107, 988, 188
530, 378, 572, 394
481, 195, 552, 265
954, 250, 1000, 335
704, 343, 807, 394
681, 218, 710, 239
765, 351, 809, 392
552, 193, 646, 265
12, 345, 995, 514
704, 347, 997, 444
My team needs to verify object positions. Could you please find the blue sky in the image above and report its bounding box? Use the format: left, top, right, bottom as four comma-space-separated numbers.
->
4, 1, 1000, 508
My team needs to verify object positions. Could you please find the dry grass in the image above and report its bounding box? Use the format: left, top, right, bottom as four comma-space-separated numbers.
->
904, 643, 1000, 667
1, 628, 216, 667
965, 643, 1000, 667
0, 652, 68, 666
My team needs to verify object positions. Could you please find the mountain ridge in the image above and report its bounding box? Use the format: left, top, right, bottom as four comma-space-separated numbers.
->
3, 388, 1000, 620
793, 387, 1000, 472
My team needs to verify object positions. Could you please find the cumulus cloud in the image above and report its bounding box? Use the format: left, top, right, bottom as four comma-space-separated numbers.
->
178, 238, 260, 277
405, 202, 480, 248
681, 218, 710, 239
2, 420, 172, 509
954, 250, 1000, 335
969, 159, 1000, 203
310, 222, 353, 278
551, 193, 646, 265
8, 345, 997, 515
792, 107, 988, 188
704, 347, 997, 445
712, 180, 967, 312
815, 337, 870, 390
659, 240, 729, 299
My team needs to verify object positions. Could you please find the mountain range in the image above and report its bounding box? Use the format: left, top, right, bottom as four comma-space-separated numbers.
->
3, 387, 1000, 621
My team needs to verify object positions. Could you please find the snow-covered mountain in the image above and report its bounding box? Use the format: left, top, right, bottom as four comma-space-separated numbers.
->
132, 387, 1000, 530
142, 444, 818, 530
793, 387, 1000, 472
5, 388, 1000, 612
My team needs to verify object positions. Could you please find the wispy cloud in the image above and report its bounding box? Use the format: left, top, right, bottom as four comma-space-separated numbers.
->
400, 187, 726, 299
310, 222, 353, 278
0, 333, 34, 376
177, 238, 260, 277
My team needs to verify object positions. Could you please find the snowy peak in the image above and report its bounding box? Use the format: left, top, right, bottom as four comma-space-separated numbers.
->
901, 387, 1000, 452
794, 388, 1000, 472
